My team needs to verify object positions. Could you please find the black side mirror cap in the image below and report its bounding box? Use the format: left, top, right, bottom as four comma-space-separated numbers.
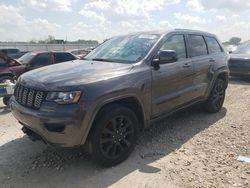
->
152, 50, 178, 66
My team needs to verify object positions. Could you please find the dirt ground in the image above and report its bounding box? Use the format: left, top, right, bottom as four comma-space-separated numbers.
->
0, 77, 249, 188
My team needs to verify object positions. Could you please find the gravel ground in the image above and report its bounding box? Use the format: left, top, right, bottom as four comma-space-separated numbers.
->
0, 77, 249, 188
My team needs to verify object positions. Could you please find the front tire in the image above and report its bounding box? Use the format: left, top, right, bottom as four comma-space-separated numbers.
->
204, 78, 226, 113
89, 104, 138, 166
3, 96, 10, 106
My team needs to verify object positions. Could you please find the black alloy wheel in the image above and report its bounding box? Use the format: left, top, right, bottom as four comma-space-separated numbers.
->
204, 78, 226, 113
100, 115, 134, 159
90, 104, 138, 166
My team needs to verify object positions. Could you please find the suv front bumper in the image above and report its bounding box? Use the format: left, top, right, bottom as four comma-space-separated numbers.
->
10, 97, 87, 147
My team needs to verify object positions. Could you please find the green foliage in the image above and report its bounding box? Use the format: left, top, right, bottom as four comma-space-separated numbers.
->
29, 35, 98, 45
229, 37, 241, 45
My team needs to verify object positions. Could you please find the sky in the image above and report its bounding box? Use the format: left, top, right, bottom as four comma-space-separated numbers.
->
0, 0, 250, 42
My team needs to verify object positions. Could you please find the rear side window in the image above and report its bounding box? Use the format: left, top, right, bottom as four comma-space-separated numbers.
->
160, 35, 187, 60
31, 53, 51, 66
188, 35, 208, 57
205, 36, 222, 54
54, 53, 75, 64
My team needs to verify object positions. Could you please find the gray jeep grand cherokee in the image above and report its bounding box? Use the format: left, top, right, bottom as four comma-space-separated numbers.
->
10, 29, 229, 166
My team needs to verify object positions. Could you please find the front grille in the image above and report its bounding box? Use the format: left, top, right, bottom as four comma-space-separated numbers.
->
14, 84, 46, 109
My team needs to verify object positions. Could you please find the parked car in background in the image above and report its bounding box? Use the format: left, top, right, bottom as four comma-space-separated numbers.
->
0, 51, 77, 83
19, 51, 30, 57
228, 42, 250, 77
0, 51, 21, 83
11, 29, 229, 166
0, 48, 22, 59
68, 48, 92, 59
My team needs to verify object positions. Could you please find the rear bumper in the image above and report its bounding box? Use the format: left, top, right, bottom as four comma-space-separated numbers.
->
229, 69, 250, 77
228, 63, 250, 77
10, 97, 87, 147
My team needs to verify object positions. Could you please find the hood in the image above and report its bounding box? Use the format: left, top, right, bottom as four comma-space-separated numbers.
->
19, 60, 133, 90
230, 54, 250, 60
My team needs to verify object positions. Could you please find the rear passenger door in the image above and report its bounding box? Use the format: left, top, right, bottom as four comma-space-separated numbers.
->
54, 53, 76, 64
151, 34, 195, 117
187, 35, 212, 98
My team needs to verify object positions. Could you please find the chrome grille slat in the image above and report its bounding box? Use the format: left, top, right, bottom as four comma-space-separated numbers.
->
27, 89, 35, 107
22, 88, 28, 105
34, 91, 44, 109
14, 84, 45, 110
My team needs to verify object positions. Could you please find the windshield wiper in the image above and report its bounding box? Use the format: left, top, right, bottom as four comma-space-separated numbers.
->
91, 58, 114, 62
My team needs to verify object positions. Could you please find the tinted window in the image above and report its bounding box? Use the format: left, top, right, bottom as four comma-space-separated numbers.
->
0, 49, 8, 54
205, 37, 222, 54
0, 57, 7, 67
7, 49, 19, 54
160, 35, 187, 60
188, 35, 208, 57
31, 53, 51, 66
54, 53, 75, 63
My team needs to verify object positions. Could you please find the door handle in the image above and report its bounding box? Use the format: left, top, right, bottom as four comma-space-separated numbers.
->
183, 63, 191, 68
209, 58, 215, 63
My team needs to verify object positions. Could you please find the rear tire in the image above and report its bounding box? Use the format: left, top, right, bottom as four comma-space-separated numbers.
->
203, 78, 226, 113
89, 104, 138, 166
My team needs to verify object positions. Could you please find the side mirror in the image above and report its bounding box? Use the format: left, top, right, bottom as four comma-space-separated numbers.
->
228, 51, 233, 54
153, 50, 178, 65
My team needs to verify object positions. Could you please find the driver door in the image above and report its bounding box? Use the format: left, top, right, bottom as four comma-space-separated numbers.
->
151, 34, 195, 118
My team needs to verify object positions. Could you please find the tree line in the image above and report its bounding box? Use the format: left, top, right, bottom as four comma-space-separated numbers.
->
223, 37, 242, 46
29, 35, 99, 45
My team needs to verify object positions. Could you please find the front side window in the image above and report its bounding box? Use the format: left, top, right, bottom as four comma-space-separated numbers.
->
85, 34, 160, 64
160, 35, 187, 60
205, 36, 222, 54
188, 35, 208, 57
31, 53, 51, 66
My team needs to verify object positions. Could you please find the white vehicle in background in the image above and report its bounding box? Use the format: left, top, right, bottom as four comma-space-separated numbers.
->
225, 45, 238, 54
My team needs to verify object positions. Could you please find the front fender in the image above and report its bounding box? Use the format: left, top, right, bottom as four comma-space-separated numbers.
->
79, 90, 149, 145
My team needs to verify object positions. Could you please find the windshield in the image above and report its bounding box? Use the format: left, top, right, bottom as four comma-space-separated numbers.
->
233, 43, 250, 55
17, 52, 36, 64
85, 34, 160, 64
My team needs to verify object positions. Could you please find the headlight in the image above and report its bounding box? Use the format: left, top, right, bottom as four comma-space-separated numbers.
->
46, 91, 82, 104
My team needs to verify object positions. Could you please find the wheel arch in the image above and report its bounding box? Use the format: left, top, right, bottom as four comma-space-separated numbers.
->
205, 68, 229, 99
0, 73, 15, 82
81, 95, 147, 145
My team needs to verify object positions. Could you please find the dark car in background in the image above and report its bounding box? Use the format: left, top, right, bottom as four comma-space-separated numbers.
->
0, 48, 22, 59
0, 51, 77, 83
11, 29, 229, 166
228, 42, 250, 77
